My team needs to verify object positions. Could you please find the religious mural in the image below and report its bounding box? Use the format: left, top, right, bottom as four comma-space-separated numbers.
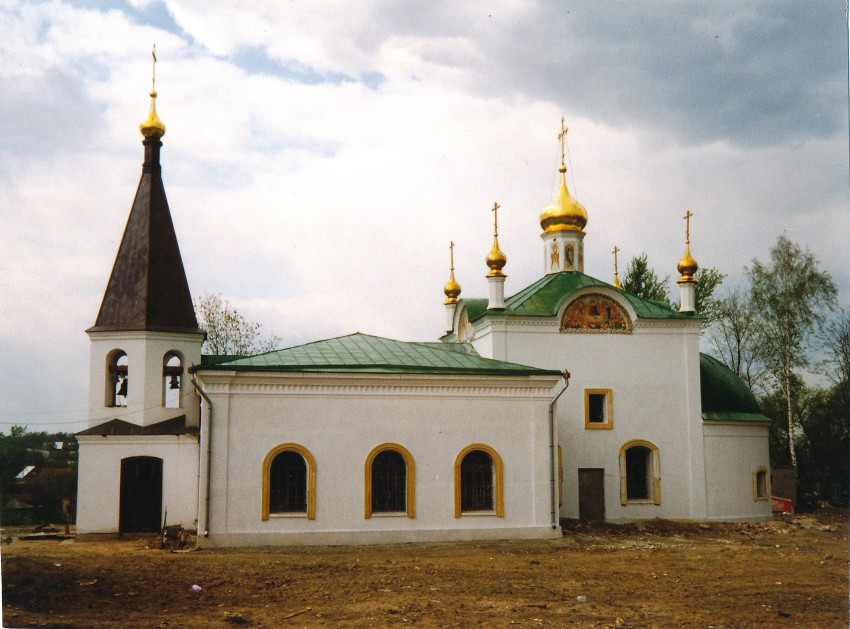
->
457, 307, 475, 342
560, 294, 632, 333
565, 244, 575, 270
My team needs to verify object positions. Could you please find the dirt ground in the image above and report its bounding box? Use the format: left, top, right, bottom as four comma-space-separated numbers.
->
1, 510, 847, 628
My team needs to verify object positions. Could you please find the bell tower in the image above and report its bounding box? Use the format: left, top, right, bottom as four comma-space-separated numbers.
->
86, 56, 204, 429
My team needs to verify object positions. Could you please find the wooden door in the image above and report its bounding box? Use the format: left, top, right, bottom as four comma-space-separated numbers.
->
578, 468, 605, 522
119, 456, 163, 533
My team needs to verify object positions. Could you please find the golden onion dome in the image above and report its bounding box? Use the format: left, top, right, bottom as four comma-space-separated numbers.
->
444, 241, 462, 304
486, 237, 507, 277
540, 165, 587, 233
677, 244, 699, 283
444, 270, 461, 304
140, 91, 166, 139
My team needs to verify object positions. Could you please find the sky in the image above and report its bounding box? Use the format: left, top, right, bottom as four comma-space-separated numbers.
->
1, 0, 848, 433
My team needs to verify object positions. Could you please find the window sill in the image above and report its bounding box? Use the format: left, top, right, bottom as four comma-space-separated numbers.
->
370, 511, 408, 518
585, 423, 613, 430
460, 510, 497, 517
269, 512, 308, 519
623, 499, 657, 505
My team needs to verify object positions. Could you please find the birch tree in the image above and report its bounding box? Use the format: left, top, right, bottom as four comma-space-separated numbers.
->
749, 236, 837, 468
195, 294, 282, 356
708, 286, 768, 390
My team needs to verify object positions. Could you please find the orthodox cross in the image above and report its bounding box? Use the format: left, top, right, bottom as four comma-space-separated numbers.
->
491, 201, 501, 238
612, 245, 621, 287
151, 44, 157, 92
449, 240, 455, 271
683, 210, 693, 244
558, 117, 568, 167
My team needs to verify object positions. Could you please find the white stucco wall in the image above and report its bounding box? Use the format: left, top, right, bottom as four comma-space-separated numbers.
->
87, 330, 203, 428
195, 371, 561, 547
702, 422, 772, 521
76, 435, 199, 533
465, 286, 711, 522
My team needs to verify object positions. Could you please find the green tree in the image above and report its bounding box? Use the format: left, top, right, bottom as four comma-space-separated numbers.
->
195, 293, 282, 356
0, 426, 30, 513
692, 267, 725, 320
749, 236, 837, 468
819, 308, 850, 410
0, 428, 77, 524
708, 286, 768, 391
797, 385, 850, 506
622, 254, 670, 303
759, 375, 806, 468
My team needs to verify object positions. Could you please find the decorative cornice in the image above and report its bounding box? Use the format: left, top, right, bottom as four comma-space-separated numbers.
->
76, 434, 199, 446
197, 372, 558, 400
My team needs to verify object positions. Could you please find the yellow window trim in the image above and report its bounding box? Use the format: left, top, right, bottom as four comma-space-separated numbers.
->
261, 443, 317, 521
618, 439, 661, 506
584, 388, 613, 429
453, 443, 505, 518
364, 443, 416, 519
753, 466, 770, 501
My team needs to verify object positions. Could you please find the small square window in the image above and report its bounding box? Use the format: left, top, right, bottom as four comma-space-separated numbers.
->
585, 389, 613, 429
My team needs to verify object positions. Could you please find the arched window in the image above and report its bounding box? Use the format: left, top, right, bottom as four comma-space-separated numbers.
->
162, 352, 183, 409
262, 444, 316, 520
364, 444, 415, 519
454, 444, 504, 517
753, 466, 769, 501
107, 350, 128, 407
619, 440, 661, 505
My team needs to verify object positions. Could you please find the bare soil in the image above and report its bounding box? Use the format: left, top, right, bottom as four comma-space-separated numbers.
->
2, 510, 848, 628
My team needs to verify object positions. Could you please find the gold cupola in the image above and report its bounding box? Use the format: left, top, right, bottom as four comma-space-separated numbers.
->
677, 210, 699, 283
140, 46, 166, 139
444, 241, 462, 304
140, 91, 166, 139
486, 202, 507, 277
539, 118, 587, 234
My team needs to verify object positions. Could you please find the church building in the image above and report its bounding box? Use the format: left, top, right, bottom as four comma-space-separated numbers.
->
76, 82, 772, 546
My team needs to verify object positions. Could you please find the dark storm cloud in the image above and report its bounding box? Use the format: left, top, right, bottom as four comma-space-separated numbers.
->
494, 2, 847, 147
373, 1, 846, 148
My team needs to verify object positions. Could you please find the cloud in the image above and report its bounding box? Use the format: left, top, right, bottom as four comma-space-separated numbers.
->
1, 0, 847, 432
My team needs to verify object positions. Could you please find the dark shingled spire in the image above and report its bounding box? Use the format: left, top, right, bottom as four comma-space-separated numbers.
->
88, 135, 201, 334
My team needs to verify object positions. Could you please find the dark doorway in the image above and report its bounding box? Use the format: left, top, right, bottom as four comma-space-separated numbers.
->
119, 456, 163, 533
578, 468, 605, 522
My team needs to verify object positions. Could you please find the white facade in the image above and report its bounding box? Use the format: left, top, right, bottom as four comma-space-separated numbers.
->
194, 371, 562, 547
703, 423, 773, 521
445, 283, 772, 523
76, 435, 199, 533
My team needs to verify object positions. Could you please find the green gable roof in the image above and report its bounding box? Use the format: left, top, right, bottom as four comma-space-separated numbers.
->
699, 353, 771, 423
461, 271, 700, 322
199, 332, 560, 376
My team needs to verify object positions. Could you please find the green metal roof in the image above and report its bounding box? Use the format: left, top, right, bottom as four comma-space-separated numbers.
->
461, 272, 700, 322
200, 354, 245, 366
699, 353, 771, 423
199, 332, 561, 376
